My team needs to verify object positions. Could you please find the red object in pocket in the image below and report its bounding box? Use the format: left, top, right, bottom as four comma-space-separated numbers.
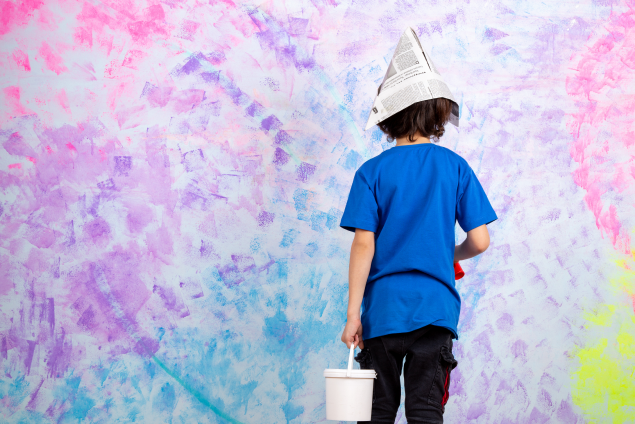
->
442, 365, 451, 406
454, 262, 465, 280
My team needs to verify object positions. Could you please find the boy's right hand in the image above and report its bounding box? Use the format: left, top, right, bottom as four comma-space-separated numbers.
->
341, 318, 364, 349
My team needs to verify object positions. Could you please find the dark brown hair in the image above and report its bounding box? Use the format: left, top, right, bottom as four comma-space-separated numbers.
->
377, 98, 453, 143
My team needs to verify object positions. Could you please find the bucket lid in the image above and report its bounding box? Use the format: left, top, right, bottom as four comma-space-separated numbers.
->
324, 369, 377, 379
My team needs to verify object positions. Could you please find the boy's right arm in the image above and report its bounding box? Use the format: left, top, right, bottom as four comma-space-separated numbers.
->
341, 229, 375, 350
454, 224, 490, 262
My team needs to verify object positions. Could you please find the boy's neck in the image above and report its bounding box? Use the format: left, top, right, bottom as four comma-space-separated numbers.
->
395, 133, 431, 146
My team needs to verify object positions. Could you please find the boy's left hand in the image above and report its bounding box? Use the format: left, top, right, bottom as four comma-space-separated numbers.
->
341, 318, 364, 350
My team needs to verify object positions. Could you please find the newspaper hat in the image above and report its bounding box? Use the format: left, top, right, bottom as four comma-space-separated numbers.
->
365, 27, 459, 131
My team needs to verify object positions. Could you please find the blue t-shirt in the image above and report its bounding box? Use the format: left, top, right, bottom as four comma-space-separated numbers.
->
340, 143, 497, 340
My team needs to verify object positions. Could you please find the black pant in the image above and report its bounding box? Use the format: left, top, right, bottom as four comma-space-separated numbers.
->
355, 325, 458, 424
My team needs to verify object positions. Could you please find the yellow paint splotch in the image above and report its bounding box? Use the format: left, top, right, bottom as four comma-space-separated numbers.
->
571, 255, 635, 423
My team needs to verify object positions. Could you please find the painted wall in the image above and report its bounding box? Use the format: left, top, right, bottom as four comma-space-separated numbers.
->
1, 0, 634, 422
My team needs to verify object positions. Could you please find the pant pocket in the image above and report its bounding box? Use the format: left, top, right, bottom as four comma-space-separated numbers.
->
427, 346, 458, 411
354, 348, 376, 404
354, 347, 374, 370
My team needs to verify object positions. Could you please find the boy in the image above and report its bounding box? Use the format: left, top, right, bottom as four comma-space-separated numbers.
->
339, 98, 497, 423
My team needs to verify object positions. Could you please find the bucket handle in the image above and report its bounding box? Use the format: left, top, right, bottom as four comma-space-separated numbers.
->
346, 344, 355, 377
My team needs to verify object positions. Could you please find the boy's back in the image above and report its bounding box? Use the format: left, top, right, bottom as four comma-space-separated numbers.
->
338, 30, 497, 423
340, 142, 497, 340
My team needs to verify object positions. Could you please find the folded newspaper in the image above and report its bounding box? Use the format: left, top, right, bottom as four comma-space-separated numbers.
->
365, 27, 459, 131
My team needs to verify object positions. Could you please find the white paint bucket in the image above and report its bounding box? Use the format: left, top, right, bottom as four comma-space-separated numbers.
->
324, 345, 377, 421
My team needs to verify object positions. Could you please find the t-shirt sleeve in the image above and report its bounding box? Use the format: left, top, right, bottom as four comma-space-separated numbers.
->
339, 169, 379, 233
456, 167, 498, 232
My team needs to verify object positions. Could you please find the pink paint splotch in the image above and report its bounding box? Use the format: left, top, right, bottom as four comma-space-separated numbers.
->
38, 41, 68, 75
2, 85, 29, 118
0, 0, 44, 36
56, 89, 71, 114
567, 7, 635, 255
12, 49, 30, 71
